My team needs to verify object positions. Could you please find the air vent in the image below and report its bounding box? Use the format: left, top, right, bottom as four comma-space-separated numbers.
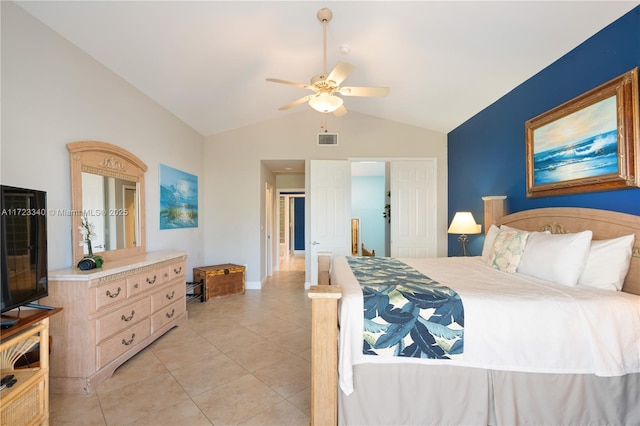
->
318, 133, 338, 146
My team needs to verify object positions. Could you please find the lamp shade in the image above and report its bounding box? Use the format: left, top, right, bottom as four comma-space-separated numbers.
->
309, 93, 343, 113
448, 212, 481, 234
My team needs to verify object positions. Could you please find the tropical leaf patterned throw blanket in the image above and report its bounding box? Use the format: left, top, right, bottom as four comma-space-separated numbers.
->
346, 256, 464, 359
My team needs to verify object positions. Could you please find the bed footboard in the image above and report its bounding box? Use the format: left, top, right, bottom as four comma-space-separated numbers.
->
308, 285, 341, 425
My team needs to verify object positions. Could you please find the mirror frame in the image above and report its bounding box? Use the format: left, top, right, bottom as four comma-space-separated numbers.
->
68, 141, 148, 265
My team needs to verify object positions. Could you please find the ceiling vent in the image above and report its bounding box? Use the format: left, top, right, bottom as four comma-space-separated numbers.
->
318, 133, 338, 146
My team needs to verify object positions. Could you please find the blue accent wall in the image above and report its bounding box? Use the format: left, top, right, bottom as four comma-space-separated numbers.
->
448, 6, 640, 256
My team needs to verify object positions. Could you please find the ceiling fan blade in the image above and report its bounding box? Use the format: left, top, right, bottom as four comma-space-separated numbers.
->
266, 78, 311, 90
278, 95, 313, 111
333, 105, 348, 117
326, 61, 355, 85
339, 86, 390, 97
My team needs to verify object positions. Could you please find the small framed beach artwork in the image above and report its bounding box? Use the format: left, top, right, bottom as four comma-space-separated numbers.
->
525, 68, 639, 198
159, 164, 198, 229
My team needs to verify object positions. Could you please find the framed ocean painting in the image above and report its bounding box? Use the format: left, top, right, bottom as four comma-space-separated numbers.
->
525, 68, 639, 198
159, 164, 198, 229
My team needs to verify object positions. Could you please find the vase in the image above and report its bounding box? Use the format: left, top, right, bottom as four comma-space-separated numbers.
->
87, 239, 93, 256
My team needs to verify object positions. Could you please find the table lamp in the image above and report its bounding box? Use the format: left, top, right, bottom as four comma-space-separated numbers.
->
448, 211, 482, 256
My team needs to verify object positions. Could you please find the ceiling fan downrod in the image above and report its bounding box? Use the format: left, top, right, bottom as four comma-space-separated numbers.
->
317, 8, 333, 79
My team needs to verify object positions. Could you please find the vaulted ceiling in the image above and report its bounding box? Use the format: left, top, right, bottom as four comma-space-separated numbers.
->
16, 1, 639, 137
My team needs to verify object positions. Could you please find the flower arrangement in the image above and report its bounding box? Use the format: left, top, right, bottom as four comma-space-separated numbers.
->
77, 214, 103, 270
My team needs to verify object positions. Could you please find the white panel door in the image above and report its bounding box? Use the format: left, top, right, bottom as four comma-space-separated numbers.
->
309, 160, 351, 285
390, 159, 437, 258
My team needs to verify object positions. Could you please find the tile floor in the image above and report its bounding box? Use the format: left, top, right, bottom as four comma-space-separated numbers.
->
49, 255, 310, 425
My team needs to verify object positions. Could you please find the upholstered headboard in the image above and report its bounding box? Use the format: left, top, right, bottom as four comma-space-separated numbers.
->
494, 207, 640, 295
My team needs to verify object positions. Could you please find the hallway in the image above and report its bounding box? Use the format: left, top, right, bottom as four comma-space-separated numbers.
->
278, 252, 305, 272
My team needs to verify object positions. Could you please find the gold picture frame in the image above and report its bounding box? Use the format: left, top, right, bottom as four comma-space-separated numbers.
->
525, 68, 639, 198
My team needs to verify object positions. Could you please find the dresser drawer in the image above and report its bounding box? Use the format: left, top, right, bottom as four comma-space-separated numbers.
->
168, 261, 186, 282
139, 267, 167, 290
97, 318, 151, 369
95, 279, 127, 311
127, 274, 144, 298
151, 299, 185, 333
151, 281, 184, 311
95, 297, 151, 343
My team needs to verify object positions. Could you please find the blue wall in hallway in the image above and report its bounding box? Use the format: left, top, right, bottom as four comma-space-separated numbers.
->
447, 6, 640, 256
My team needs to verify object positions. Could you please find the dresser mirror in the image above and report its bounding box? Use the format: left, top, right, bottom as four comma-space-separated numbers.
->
68, 141, 147, 264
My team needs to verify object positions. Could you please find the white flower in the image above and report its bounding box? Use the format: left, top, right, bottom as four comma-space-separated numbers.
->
79, 214, 95, 241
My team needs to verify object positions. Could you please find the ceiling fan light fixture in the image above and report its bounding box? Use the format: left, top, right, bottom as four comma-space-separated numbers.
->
309, 93, 343, 113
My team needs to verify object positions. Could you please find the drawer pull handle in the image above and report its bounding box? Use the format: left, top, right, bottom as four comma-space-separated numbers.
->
166, 291, 175, 300
122, 334, 135, 346
174, 266, 182, 274
165, 309, 175, 319
106, 287, 121, 298
121, 311, 135, 322
146, 275, 157, 285
164, 273, 169, 278
134, 283, 139, 289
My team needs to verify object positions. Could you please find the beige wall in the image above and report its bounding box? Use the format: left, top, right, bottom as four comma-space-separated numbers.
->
276, 174, 305, 190
205, 110, 448, 286
1, 2, 205, 275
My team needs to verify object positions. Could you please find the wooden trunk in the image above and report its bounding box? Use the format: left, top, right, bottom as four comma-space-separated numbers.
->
193, 264, 245, 301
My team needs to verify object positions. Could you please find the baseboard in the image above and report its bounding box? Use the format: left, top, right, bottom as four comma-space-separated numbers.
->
246, 280, 262, 290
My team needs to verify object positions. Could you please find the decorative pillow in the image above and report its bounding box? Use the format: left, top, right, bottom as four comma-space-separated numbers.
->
578, 234, 635, 291
481, 224, 501, 263
488, 229, 530, 273
517, 230, 593, 287
482, 225, 549, 264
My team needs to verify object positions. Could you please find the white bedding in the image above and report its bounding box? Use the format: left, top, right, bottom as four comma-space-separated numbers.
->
334, 256, 640, 396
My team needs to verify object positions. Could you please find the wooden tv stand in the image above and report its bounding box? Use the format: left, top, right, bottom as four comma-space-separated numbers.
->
0, 306, 62, 426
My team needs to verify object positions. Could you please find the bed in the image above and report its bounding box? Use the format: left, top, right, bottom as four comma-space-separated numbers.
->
308, 206, 640, 425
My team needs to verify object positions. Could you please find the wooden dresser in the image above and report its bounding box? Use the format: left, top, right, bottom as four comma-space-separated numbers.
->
43, 251, 187, 394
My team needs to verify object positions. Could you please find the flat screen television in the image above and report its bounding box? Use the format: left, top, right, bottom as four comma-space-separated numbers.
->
0, 185, 48, 321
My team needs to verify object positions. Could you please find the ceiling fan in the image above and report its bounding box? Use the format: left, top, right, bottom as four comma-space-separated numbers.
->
266, 8, 390, 116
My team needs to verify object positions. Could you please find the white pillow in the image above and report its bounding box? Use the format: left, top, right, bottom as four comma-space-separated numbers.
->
517, 230, 593, 286
578, 234, 635, 291
482, 224, 501, 263
488, 228, 530, 273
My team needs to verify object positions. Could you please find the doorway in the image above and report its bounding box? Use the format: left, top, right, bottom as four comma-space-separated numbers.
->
307, 158, 437, 284
351, 161, 388, 257
279, 191, 305, 271
265, 183, 274, 277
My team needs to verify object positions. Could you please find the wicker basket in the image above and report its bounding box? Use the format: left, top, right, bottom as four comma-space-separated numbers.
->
0, 373, 45, 426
